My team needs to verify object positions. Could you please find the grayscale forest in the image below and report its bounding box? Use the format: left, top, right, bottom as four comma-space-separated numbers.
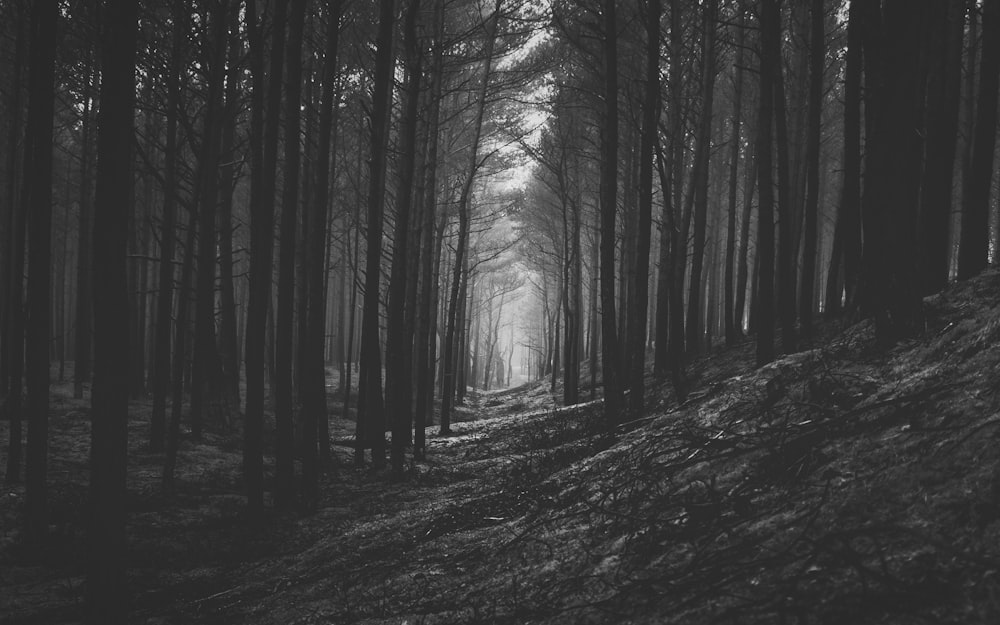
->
3, 0, 1000, 623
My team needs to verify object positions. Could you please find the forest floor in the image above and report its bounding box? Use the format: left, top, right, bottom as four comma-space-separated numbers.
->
5, 271, 1000, 624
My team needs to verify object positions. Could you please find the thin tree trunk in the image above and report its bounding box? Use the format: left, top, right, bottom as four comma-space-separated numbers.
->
686, 0, 718, 357
441, 2, 500, 433
725, 9, 746, 346
24, 0, 57, 549
358, 0, 397, 466
387, 0, 422, 476
3, 8, 27, 484
150, 2, 182, 452
629, 0, 660, 412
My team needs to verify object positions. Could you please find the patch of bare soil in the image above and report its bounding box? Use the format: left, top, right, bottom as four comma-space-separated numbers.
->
4, 271, 1000, 624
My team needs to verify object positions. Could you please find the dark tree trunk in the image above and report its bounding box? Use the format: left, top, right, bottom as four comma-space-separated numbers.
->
724, 8, 746, 346
387, 0, 422, 477
74, 49, 95, 401
243, 0, 287, 514
798, 0, 824, 338
859, 0, 929, 342
87, 0, 137, 620
413, 0, 445, 457
773, 0, 796, 354
190, 0, 229, 438
686, 0, 718, 357
958, 0, 1000, 280
216, 1, 243, 409
3, 8, 26, 484
275, 0, 305, 509
358, 0, 396, 466
756, 0, 778, 367
150, 0, 183, 453
628, 0, 660, 413
149, 1, 186, 452
441, 2, 499, 433
828, 0, 862, 314
918, 0, 963, 294
302, 0, 341, 503
23, 0, 57, 549
599, 0, 623, 424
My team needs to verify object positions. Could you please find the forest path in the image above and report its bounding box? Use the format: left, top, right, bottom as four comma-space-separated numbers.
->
8, 271, 1000, 624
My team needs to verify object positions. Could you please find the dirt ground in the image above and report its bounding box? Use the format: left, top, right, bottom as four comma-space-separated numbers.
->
4, 271, 1000, 624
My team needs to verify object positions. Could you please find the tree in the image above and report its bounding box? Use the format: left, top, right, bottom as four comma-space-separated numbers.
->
357, 0, 396, 465
275, 0, 306, 508
958, 0, 1000, 280
302, 0, 342, 502
826, 0, 862, 314
798, 0, 824, 339
628, 0, 660, 412
599, 0, 623, 423
244, 0, 288, 513
23, 0, 58, 548
150, 0, 184, 454
859, 0, 928, 342
755, 0, 778, 367
387, 0, 423, 477
918, 0, 963, 294
87, 0, 137, 620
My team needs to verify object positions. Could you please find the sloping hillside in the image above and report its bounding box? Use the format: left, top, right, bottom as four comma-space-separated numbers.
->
5, 271, 1000, 624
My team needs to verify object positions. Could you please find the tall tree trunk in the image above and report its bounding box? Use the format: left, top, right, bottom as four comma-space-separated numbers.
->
190, 0, 229, 438
959, 0, 1000, 279
441, 1, 500, 434
798, 0, 824, 338
724, 7, 746, 346
217, 1, 243, 410
87, 0, 137, 620
773, 0, 796, 354
828, 0, 862, 314
302, 0, 341, 503
74, 49, 95, 401
599, 0, 623, 424
918, 0, 963, 294
358, 0, 396, 465
23, 0, 57, 549
756, 0, 778, 367
3, 8, 27, 484
387, 0, 422, 477
628, 0, 660, 413
685, 0, 718, 357
150, 1, 183, 452
243, 0, 287, 514
275, 0, 305, 509
859, 0, 929, 342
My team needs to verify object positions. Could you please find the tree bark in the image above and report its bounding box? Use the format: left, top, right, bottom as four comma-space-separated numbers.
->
628, 0, 661, 413
87, 0, 137, 620
959, 0, 1000, 279
24, 0, 57, 549
358, 0, 396, 465
387, 0, 423, 477
756, 0, 778, 367
599, 0, 623, 424
243, 0, 287, 514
